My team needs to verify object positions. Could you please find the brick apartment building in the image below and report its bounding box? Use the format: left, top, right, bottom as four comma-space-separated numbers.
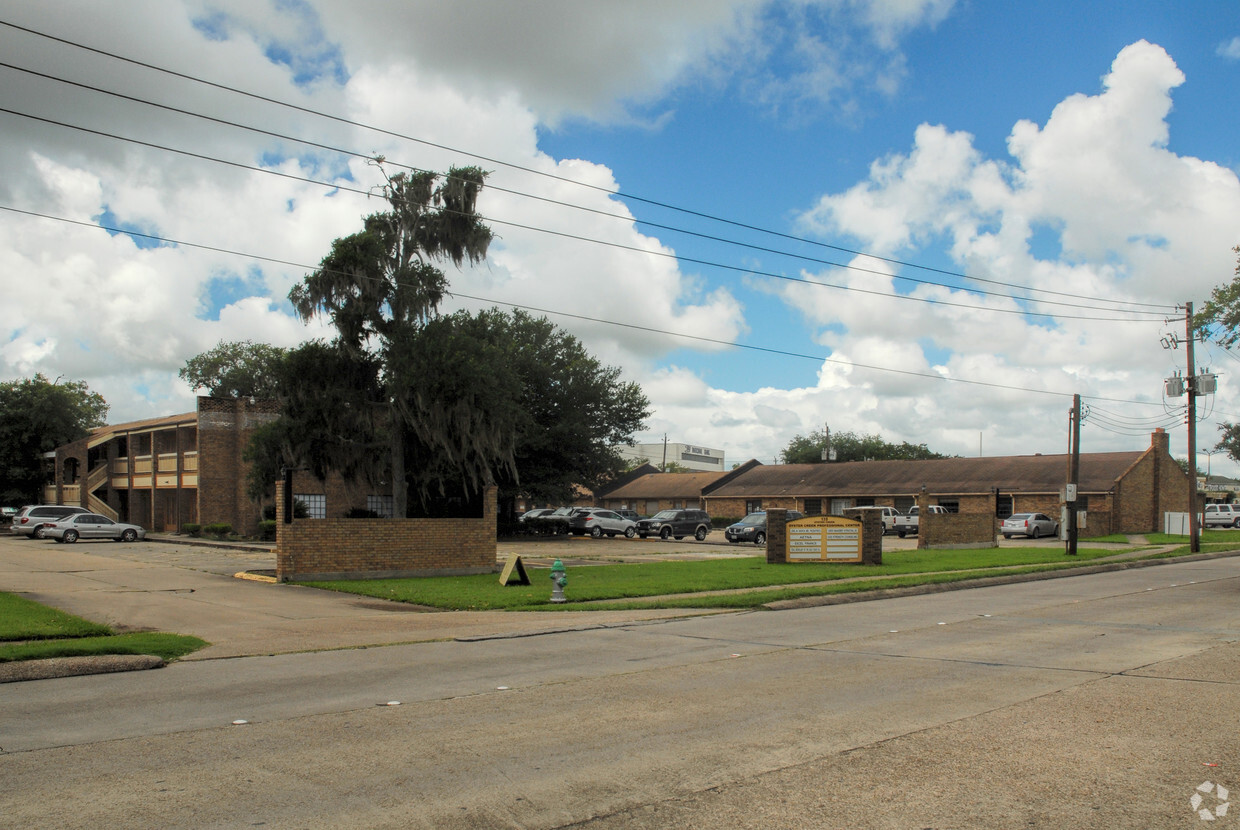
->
45, 397, 373, 536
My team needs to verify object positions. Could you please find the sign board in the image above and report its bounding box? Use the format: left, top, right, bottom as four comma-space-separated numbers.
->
786, 515, 862, 562
499, 554, 531, 586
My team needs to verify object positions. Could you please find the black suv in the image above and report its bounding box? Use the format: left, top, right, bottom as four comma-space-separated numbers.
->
635, 509, 712, 541
11, 504, 92, 539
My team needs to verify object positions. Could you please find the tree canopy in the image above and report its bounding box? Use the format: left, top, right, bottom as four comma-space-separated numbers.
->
0, 374, 108, 505
1196, 248, 1240, 464
245, 309, 650, 515
780, 428, 950, 464
286, 165, 494, 516
1193, 245, 1240, 348
179, 340, 288, 399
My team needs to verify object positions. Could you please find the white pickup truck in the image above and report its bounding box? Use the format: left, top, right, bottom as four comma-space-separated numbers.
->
893, 505, 949, 537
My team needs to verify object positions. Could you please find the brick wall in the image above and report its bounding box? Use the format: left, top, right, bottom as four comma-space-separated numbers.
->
920, 511, 998, 549
275, 485, 498, 581
197, 397, 280, 536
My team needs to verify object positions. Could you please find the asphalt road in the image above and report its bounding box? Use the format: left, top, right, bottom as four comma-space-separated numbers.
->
2, 535, 1239, 828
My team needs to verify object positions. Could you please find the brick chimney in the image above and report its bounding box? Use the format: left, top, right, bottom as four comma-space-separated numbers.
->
1151, 428, 1170, 455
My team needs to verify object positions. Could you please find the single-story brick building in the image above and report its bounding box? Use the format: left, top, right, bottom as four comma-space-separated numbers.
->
698, 429, 1191, 535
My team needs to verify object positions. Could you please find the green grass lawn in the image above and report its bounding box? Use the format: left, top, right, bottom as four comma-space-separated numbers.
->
308, 542, 1216, 612
0, 591, 207, 663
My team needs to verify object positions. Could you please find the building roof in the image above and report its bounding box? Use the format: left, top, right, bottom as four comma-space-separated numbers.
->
86, 411, 198, 448
705, 451, 1149, 499
601, 470, 732, 500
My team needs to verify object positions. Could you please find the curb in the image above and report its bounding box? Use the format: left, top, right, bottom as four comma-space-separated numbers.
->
763, 550, 1240, 610
0, 654, 165, 683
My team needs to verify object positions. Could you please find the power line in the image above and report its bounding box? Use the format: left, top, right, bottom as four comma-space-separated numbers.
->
0, 105, 1168, 324
0, 19, 1179, 315
0, 202, 1175, 408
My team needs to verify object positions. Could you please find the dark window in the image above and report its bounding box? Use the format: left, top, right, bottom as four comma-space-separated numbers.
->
295, 494, 326, 519
853, 497, 875, 507
938, 500, 960, 514
996, 495, 1014, 519
803, 499, 822, 516
746, 500, 762, 514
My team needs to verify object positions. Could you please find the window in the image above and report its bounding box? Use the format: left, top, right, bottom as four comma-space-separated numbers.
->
938, 500, 960, 514
853, 497, 875, 507
803, 499, 822, 516
745, 500, 763, 514
1077, 495, 1089, 510
996, 495, 1014, 519
830, 498, 851, 515
895, 496, 915, 513
295, 494, 326, 519
367, 495, 394, 518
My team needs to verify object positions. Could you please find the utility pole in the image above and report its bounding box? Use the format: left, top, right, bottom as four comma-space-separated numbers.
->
1066, 394, 1080, 556
1186, 303, 1200, 553
1162, 303, 1216, 553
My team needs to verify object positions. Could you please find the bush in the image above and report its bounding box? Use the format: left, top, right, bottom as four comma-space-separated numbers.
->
203, 522, 232, 539
344, 508, 381, 519
261, 499, 311, 520
182, 523, 202, 537
258, 520, 277, 541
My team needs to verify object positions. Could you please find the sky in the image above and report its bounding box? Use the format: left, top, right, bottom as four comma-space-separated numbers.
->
2, 1, 1239, 475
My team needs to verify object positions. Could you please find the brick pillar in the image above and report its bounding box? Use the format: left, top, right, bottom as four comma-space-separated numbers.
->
766, 508, 788, 563
843, 509, 882, 564
916, 486, 929, 550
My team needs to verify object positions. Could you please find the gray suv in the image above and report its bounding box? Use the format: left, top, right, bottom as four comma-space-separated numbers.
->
635, 509, 712, 541
11, 504, 92, 539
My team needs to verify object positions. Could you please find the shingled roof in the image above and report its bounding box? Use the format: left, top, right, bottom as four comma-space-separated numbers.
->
705, 450, 1147, 499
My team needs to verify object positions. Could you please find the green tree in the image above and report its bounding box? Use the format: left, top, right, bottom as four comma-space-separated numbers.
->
0, 375, 108, 504
1194, 246, 1240, 347
287, 165, 493, 517
1196, 248, 1240, 465
179, 340, 288, 399
246, 310, 651, 516
780, 428, 949, 464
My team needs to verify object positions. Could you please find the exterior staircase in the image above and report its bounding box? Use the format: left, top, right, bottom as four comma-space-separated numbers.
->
85, 465, 118, 521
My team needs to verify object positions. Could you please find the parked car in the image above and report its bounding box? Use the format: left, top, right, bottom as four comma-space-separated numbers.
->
614, 509, 641, 523
568, 508, 637, 538
724, 510, 804, 545
892, 505, 949, 537
10, 505, 92, 539
853, 506, 900, 535
1001, 512, 1060, 539
518, 508, 555, 523
1203, 504, 1240, 528
635, 509, 713, 541
44, 513, 147, 543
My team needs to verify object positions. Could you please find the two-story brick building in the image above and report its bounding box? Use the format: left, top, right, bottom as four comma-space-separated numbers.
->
44, 397, 372, 536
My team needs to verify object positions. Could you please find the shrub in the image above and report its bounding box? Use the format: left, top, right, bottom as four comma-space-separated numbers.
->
344, 508, 381, 519
262, 500, 310, 520
258, 520, 277, 541
203, 522, 233, 539
182, 523, 202, 537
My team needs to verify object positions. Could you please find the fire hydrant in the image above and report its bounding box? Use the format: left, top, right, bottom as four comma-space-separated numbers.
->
549, 559, 567, 603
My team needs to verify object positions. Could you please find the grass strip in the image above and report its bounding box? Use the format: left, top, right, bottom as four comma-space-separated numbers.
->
0, 632, 207, 663
0, 591, 112, 641
307, 545, 1178, 612
0, 591, 208, 663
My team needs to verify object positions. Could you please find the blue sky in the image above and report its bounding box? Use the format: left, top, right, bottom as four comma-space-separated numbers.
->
1, 0, 1239, 474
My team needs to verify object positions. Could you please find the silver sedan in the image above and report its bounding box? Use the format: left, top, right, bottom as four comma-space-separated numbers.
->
1001, 512, 1059, 539
44, 513, 146, 543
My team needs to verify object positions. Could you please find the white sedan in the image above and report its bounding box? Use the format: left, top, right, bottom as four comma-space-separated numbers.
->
45, 513, 147, 543
1001, 513, 1059, 539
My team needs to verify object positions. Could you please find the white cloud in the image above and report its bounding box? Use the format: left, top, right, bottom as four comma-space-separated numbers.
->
1218, 37, 1240, 60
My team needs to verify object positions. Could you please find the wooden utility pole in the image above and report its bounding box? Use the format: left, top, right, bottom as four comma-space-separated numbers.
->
1067, 393, 1080, 556
1186, 302, 1200, 553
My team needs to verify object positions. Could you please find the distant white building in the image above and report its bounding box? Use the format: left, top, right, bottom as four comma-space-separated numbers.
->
619, 442, 726, 473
